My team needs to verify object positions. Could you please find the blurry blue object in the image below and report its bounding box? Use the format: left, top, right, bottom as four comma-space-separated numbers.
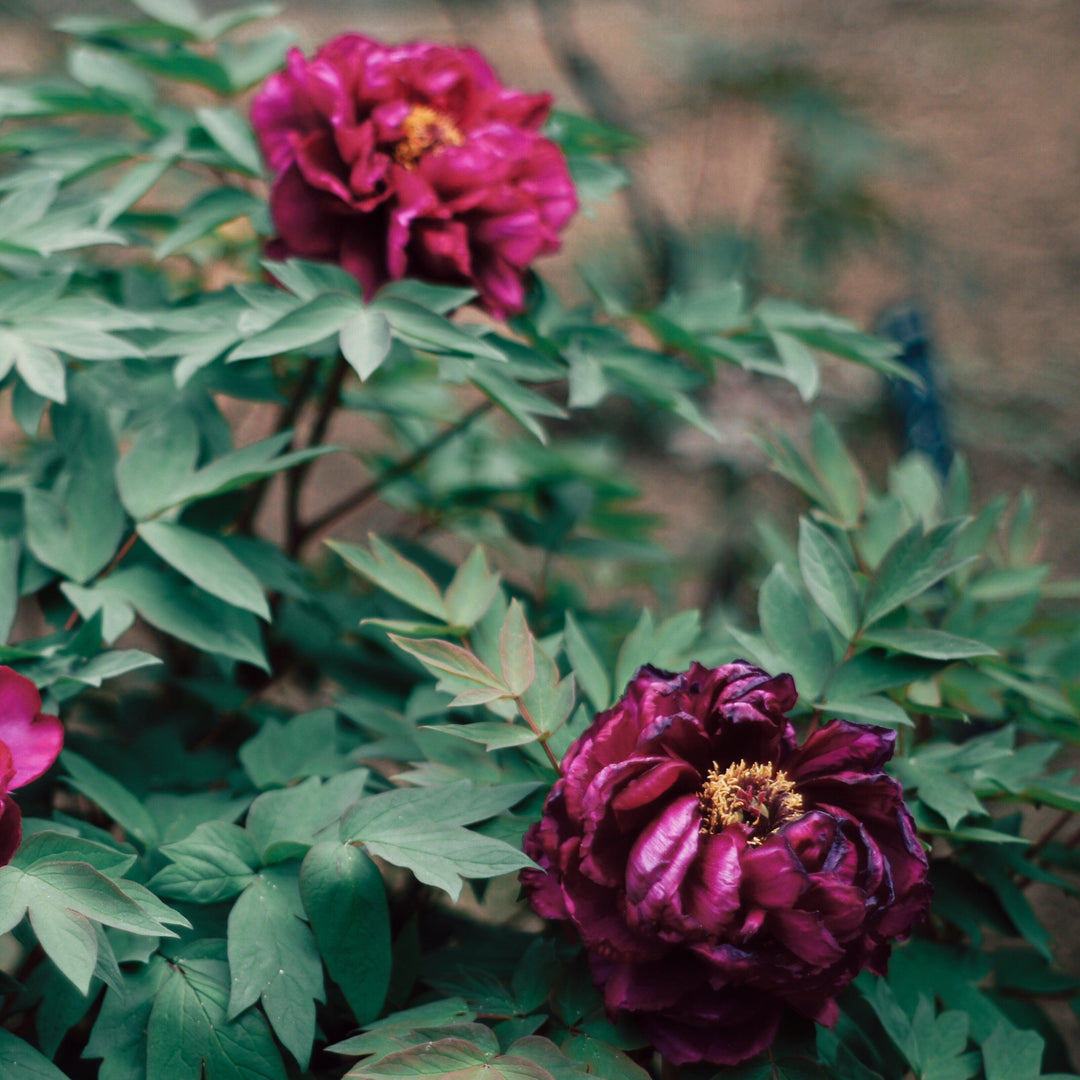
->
878, 304, 953, 476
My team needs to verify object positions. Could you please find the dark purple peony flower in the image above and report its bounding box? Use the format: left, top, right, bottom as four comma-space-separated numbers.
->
521, 661, 930, 1067
250, 35, 578, 318
0, 667, 64, 865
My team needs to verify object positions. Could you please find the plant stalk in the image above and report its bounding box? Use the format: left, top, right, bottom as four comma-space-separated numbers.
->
293, 399, 495, 551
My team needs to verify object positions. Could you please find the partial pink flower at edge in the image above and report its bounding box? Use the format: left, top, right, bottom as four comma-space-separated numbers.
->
250, 35, 578, 319
0, 667, 64, 865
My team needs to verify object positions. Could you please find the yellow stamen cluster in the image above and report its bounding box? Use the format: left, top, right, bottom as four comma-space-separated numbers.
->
699, 760, 804, 844
393, 105, 464, 169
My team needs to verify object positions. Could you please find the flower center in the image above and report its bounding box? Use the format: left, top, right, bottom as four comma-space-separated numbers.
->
699, 760, 804, 844
393, 105, 464, 169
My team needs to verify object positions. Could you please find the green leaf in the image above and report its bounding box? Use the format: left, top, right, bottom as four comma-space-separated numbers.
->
469, 364, 565, 442
798, 518, 860, 638
150, 822, 260, 904
331, 535, 448, 621
0, 180, 58, 241
0, 859, 182, 992
443, 547, 500, 629
97, 156, 173, 228
863, 519, 970, 627
228, 867, 324, 1069
561, 1034, 651, 1080
811, 412, 864, 526
228, 293, 360, 361
116, 410, 200, 520
63, 649, 161, 687
9, 336, 66, 401
247, 771, 369, 864
564, 612, 611, 711
422, 722, 538, 751
519, 643, 576, 739
16, 831, 134, 876
981, 1023, 1044, 1080
893, 759, 985, 830
340, 782, 537, 900
340, 306, 393, 381
0, 537, 18, 642
824, 695, 913, 728
373, 296, 506, 360
61, 750, 158, 849
23, 484, 125, 584
613, 608, 700, 696
129, 0, 202, 29
138, 521, 269, 619
300, 842, 390, 1027
0, 1029, 71, 1079
769, 328, 820, 401
195, 105, 262, 173
967, 566, 1050, 602
85, 961, 169, 1080
499, 600, 536, 697
163, 432, 335, 513
155, 187, 263, 258
344, 1034, 556, 1079
146, 956, 286, 1080
388, 635, 510, 707
101, 566, 269, 670
861, 627, 996, 660
758, 562, 832, 701
239, 709, 348, 789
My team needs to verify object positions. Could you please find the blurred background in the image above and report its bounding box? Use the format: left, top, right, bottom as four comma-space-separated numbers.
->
4, 0, 1080, 581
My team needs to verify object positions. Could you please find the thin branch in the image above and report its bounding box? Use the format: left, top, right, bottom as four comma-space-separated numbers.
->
234, 357, 319, 536
286, 355, 350, 554
293, 399, 495, 551
1031, 809, 1073, 858
516, 698, 562, 774
63, 531, 139, 631
1018, 809, 1074, 889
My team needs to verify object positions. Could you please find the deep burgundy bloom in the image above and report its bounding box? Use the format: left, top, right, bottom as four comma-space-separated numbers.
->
0, 667, 64, 864
521, 662, 930, 1066
250, 35, 578, 318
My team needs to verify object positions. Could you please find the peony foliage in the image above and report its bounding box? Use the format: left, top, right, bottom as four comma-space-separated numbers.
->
0, 3, 1077, 1079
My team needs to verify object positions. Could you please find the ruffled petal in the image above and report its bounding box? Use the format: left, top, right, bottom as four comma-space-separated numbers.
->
0, 668, 63, 789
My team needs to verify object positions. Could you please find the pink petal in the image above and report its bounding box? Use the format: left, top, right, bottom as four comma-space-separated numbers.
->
0, 668, 63, 789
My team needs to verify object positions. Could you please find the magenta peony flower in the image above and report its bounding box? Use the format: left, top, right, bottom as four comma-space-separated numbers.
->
250, 35, 578, 318
521, 661, 930, 1066
0, 668, 64, 864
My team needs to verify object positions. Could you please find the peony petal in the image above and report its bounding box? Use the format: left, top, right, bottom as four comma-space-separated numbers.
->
780, 810, 838, 872
768, 908, 846, 966
0, 794, 21, 866
0, 668, 63, 789
683, 830, 742, 935
785, 718, 896, 781
625, 794, 701, 926
643, 989, 783, 1066
739, 837, 806, 908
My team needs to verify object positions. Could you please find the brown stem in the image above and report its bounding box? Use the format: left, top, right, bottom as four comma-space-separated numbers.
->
286, 355, 350, 555
293, 399, 495, 551
516, 698, 562, 774
63, 531, 139, 631
1031, 809, 1073, 858
234, 358, 319, 535
659, 1058, 680, 1080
